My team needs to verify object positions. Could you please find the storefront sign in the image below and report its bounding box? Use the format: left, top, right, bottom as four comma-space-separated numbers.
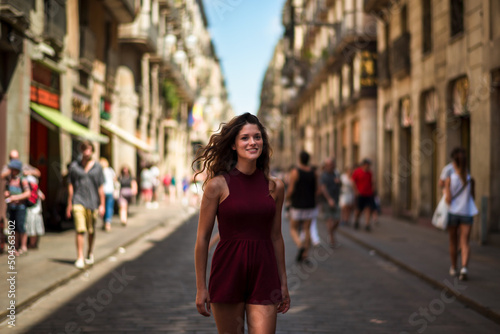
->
360, 51, 376, 87
72, 91, 91, 125
30, 85, 60, 109
100, 97, 111, 120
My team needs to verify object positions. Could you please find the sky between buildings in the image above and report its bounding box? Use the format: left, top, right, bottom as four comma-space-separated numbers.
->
203, 0, 286, 116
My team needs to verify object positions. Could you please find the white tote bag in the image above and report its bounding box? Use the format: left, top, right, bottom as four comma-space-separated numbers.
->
432, 196, 449, 230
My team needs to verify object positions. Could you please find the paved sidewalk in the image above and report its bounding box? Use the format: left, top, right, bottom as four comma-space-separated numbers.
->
339, 214, 500, 324
0, 201, 196, 319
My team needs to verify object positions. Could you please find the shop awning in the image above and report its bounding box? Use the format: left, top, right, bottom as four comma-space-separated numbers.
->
100, 119, 154, 152
30, 102, 109, 143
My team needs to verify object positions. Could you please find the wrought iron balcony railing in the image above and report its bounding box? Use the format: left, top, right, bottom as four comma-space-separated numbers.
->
43, 0, 66, 51
118, 9, 158, 53
0, 0, 33, 27
102, 0, 135, 23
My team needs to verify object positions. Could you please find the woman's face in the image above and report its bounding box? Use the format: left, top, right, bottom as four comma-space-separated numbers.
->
232, 123, 263, 162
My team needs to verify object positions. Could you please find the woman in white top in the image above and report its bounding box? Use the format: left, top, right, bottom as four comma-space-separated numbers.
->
444, 148, 478, 281
339, 167, 355, 225
100, 158, 116, 232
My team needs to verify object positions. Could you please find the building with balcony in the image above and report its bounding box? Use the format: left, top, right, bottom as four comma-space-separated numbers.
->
273, 0, 377, 171
365, 0, 500, 242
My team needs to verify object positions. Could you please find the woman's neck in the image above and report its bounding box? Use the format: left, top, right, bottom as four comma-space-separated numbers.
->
235, 160, 257, 175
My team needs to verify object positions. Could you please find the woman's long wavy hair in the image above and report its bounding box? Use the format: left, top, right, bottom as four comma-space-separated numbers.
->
192, 113, 272, 188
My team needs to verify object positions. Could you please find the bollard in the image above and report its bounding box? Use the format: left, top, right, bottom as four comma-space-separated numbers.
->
481, 196, 488, 245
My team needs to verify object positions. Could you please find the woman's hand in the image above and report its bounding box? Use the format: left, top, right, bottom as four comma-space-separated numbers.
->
196, 288, 211, 317
277, 286, 291, 314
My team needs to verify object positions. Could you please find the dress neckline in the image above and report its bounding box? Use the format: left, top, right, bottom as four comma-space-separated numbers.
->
234, 167, 259, 178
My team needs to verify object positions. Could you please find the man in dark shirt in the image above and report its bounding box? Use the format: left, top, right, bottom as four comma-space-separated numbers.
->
320, 158, 341, 247
66, 141, 104, 269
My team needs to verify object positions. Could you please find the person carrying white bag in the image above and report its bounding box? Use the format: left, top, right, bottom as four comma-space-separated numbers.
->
443, 148, 478, 281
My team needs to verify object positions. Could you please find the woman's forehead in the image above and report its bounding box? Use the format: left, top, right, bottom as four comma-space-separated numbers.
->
238, 123, 261, 135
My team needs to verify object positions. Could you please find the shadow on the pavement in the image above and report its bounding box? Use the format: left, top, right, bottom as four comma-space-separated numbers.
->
21, 214, 202, 333
49, 258, 77, 266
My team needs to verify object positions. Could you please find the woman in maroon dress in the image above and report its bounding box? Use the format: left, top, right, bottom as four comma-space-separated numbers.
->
194, 113, 290, 333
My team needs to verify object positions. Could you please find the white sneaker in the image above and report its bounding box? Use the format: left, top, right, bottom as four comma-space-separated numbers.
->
75, 258, 85, 269
449, 267, 457, 276
85, 254, 94, 265
459, 267, 468, 281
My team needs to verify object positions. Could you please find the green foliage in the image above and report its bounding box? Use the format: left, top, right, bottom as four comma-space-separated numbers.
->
163, 80, 180, 119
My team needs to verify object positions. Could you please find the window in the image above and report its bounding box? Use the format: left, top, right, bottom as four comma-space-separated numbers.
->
401, 5, 408, 34
422, 0, 432, 53
491, 0, 500, 40
423, 89, 438, 123
384, 21, 390, 49
450, 0, 464, 37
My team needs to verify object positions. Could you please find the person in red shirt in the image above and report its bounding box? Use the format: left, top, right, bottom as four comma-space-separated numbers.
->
351, 159, 376, 231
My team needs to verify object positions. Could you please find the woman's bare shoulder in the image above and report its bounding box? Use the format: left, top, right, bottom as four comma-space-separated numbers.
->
269, 176, 285, 194
204, 175, 227, 194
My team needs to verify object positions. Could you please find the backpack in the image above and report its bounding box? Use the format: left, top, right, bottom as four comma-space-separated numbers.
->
26, 181, 39, 207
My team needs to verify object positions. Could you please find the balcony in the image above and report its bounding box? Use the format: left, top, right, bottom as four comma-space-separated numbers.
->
43, 0, 66, 52
0, 0, 33, 29
364, 0, 393, 13
391, 32, 410, 78
338, 11, 376, 51
377, 49, 390, 87
79, 26, 96, 69
118, 9, 158, 53
102, 0, 136, 23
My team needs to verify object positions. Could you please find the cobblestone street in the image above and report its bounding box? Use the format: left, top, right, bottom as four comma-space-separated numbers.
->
4, 212, 500, 333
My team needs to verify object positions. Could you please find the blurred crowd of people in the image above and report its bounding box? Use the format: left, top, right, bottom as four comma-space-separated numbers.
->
0, 142, 205, 269
277, 151, 379, 264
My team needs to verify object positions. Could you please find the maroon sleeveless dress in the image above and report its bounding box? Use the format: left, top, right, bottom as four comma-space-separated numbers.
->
209, 168, 282, 305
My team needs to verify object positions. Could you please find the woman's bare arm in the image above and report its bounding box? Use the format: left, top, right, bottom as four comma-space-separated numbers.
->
194, 176, 225, 316
270, 178, 290, 314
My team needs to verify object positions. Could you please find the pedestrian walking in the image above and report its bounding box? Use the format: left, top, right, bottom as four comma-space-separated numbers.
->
286, 151, 317, 262
1, 149, 41, 179
444, 148, 478, 281
66, 141, 105, 269
150, 164, 160, 207
339, 166, 355, 225
439, 149, 462, 189
320, 158, 342, 247
140, 165, 153, 207
25, 174, 45, 249
352, 159, 376, 231
4, 159, 31, 255
194, 113, 290, 333
100, 158, 116, 232
118, 166, 137, 226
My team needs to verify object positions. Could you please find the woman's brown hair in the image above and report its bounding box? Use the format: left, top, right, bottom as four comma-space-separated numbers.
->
192, 113, 272, 188
451, 147, 467, 184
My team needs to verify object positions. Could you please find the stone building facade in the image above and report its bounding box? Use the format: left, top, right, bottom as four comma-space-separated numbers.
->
265, 0, 378, 172
365, 0, 500, 241
0, 0, 232, 228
